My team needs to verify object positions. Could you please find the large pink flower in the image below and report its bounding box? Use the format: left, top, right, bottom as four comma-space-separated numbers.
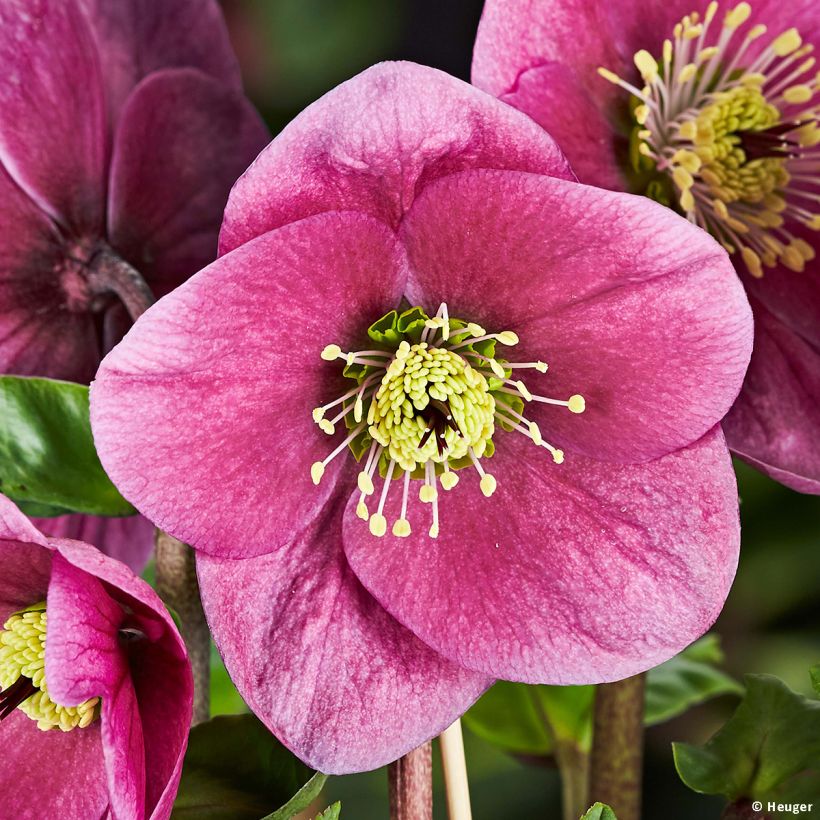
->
91, 63, 753, 773
0, 0, 269, 566
473, 0, 820, 493
0, 494, 192, 819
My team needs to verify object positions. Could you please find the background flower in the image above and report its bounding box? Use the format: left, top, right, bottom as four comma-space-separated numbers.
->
0, 494, 192, 819
472, 0, 820, 494
91, 63, 752, 773
0, 0, 270, 566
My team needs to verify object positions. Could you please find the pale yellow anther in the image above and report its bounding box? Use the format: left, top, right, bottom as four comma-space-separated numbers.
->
419, 484, 438, 503
747, 24, 766, 40
392, 518, 411, 537
672, 166, 694, 191
773, 28, 802, 57
488, 358, 506, 379
638, 129, 653, 140
639, 142, 654, 157
597, 67, 622, 85
467, 323, 485, 337
319, 419, 335, 435
357, 472, 375, 495
396, 340, 411, 360
683, 24, 703, 40
783, 85, 814, 104
671, 150, 702, 173
440, 471, 459, 491
793, 238, 816, 261
663, 40, 672, 64
678, 121, 697, 140
741, 246, 764, 278
480, 474, 497, 498
635, 105, 649, 125
321, 344, 341, 361
740, 72, 766, 86
552, 449, 565, 465
782, 246, 805, 272
496, 331, 519, 346
312, 407, 325, 423
369, 513, 387, 537
310, 462, 325, 485
797, 124, 820, 147
354, 397, 364, 423
356, 500, 369, 520
528, 421, 543, 446
678, 63, 698, 83
806, 215, 820, 230
679, 190, 696, 213
698, 47, 719, 63
535, 361, 548, 373
514, 380, 533, 401
634, 50, 658, 82
713, 199, 730, 220
568, 395, 586, 414
724, 3, 751, 30
428, 522, 440, 539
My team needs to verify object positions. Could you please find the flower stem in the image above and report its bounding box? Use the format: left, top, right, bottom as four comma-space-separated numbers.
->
154, 530, 211, 724
388, 742, 433, 820
86, 245, 155, 322
588, 673, 646, 820
439, 719, 472, 820
555, 740, 590, 820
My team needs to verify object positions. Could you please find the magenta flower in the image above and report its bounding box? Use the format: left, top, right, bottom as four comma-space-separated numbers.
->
473, 0, 820, 493
0, 0, 268, 565
0, 494, 192, 819
91, 63, 752, 773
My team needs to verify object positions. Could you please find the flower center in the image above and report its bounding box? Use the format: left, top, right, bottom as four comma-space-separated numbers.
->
598, 1, 819, 276
311, 304, 585, 539
0, 603, 100, 732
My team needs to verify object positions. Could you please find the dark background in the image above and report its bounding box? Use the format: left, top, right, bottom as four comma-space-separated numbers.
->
210, 2, 820, 816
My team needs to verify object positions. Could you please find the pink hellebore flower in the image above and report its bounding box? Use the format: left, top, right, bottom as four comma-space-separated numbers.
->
473, 0, 820, 493
91, 63, 753, 773
0, 494, 192, 819
0, 0, 269, 567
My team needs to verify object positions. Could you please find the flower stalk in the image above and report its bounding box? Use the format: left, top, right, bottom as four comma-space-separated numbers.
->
86, 246, 156, 322
154, 530, 211, 724
439, 719, 472, 820
589, 674, 646, 820
388, 742, 433, 820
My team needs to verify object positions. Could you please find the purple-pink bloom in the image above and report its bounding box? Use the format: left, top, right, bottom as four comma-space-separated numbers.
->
91, 63, 752, 773
0, 494, 192, 819
473, 0, 820, 493
0, 0, 269, 567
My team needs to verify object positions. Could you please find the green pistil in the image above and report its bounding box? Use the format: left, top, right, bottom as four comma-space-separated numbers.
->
0, 603, 100, 732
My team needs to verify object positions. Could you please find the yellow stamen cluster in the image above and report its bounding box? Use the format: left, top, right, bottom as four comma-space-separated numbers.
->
0, 604, 99, 731
367, 342, 494, 472
598, 1, 820, 277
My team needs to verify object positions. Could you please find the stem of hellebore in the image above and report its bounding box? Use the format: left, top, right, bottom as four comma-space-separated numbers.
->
155, 530, 211, 724
588, 674, 646, 820
86, 245, 156, 321
388, 742, 433, 820
439, 719, 472, 820
555, 741, 590, 820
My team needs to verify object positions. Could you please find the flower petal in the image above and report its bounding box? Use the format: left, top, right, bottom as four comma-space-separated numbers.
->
0, 0, 105, 233
32, 513, 154, 574
0, 505, 51, 624
45, 552, 146, 820
400, 169, 753, 463
197, 492, 490, 774
723, 298, 820, 494
92, 212, 408, 558
0, 709, 108, 820
343, 427, 739, 683
108, 68, 269, 298
219, 61, 572, 251
79, 0, 242, 120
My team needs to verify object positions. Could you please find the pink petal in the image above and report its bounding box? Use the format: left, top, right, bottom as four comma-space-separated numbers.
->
197, 492, 490, 774
723, 298, 820, 494
108, 68, 269, 298
45, 552, 146, 820
92, 212, 407, 558
400, 169, 753, 463
0, 493, 49, 546
219, 61, 572, 252
79, 0, 242, 121
0, 508, 51, 624
343, 427, 739, 683
32, 514, 154, 574
0, 0, 105, 233
0, 709, 108, 820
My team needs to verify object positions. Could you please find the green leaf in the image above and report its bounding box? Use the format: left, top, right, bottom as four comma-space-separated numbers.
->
0, 376, 135, 516
314, 803, 341, 820
463, 635, 739, 758
673, 674, 820, 801
12, 499, 74, 518
645, 634, 744, 725
172, 714, 326, 820
580, 803, 618, 820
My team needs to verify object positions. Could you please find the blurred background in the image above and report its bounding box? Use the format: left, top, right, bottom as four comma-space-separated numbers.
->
205, 2, 820, 816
